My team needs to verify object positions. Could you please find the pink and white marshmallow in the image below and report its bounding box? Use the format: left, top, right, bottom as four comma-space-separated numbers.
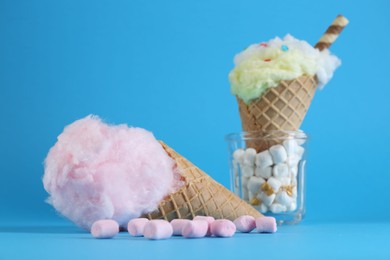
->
182, 220, 209, 238
127, 218, 149, 237
193, 216, 215, 236
233, 215, 256, 233
170, 219, 191, 236
255, 216, 277, 233
210, 219, 236, 237
143, 220, 173, 240
91, 219, 119, 239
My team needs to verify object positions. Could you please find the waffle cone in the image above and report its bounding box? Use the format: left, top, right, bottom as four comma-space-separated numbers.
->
237, 75, 317, 151
143, 142, 262, 221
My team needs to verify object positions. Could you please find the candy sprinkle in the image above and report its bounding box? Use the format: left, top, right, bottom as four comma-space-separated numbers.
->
264, 59, 271, 62
260, 42, 268, 47
281, 45, 289, 51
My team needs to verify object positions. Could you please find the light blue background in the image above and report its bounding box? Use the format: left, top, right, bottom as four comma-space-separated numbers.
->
1, 0, 390, 258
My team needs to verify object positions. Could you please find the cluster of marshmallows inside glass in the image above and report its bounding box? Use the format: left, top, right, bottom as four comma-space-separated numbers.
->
232, 139, 306, 214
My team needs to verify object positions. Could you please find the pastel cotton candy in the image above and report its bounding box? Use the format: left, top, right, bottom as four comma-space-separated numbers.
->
182, 220, 209, 238
143, 220, 173, 240
255, 216, 277, 233
170, 219, 191, 236
233, 215, 256, 233
43, 115, 182, 231
91, 219, 119, 239
128, 218, 149, 237
210, 219, 236, 237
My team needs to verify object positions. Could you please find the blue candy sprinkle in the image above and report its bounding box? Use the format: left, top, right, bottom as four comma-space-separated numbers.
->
281, 45, 289, 51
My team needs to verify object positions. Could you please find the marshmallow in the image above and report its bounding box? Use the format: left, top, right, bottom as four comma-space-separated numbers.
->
275, 191, 292, 207
290, 165, 298, 178
270, 203, 287, 213
273, 163, 289, 179
243, 148, 257, 166
241, 176, 250, 187
255, 150, 273, 168
210, 219, 236, 237
233, 149, 245, 164
247, 176, 265, 194
269, 145, 288, 164
242, 186, 249, 200
288, 202, 297, 211
296, 146, 305, 158
255, 166, 272, 179
193, 216, 215, 236
287, 154, 301, 167
143, 220, 173, 240
259, 203, 268, 213
255, 216, 277, 233
241, 165, 254, 177
267, 177, 282, 193
234, 215, 256, 233
283, 139, 299, 156
292, 186, 297, 198
248, 191, 255, 201
170, 219, 191, 236
258, 192, 276, 206
91, 220, 119, 239
127, 218, 149, 237
182, 220, 209, 238
279, 177, 291, 186
291, 176, 297, 186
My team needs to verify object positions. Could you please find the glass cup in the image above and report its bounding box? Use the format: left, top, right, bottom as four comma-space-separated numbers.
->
225, 130, 308, 224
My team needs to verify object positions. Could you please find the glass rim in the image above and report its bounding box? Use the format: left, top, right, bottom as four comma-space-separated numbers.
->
225, 130, 308, 142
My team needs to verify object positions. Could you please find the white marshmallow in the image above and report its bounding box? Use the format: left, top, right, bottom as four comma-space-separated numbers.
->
283, 139, 299, 156
287, 154, 300, 167
288, 201, 297, 211
241, 176, 250, 187
292, 186, 297, 199
279, 177, 291, 186
233, 149, 245, 164
258, 192, 276, 206
248, 191, 255, 201
296, 146, 305, 158
242, 186, 249, 200
269, 145, 288, 164
247, 176, 265, 194
255, 150, 273, 168
273, 163, 289, 179
267, 177, 282, 193
291, 176, 297, 186
270, 203, 287, 213
275, 191, 292, 207
290, 165, 298, 178
241, 165, 254, 177
255, 166, 272, 179
243, 148, 257, 166
259, 203, 268, 213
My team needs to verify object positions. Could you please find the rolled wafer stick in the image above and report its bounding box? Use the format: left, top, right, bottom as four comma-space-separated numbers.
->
315, 15, 349, 51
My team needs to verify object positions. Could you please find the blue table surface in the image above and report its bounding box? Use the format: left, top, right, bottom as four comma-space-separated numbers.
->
1, 219, 389, 260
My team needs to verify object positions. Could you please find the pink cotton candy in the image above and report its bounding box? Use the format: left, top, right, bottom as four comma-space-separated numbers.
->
43, 115, 182, 231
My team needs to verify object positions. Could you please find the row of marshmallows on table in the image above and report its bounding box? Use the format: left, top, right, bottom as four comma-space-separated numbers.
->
90, 215, 277, 240
232, 139, 305, 214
